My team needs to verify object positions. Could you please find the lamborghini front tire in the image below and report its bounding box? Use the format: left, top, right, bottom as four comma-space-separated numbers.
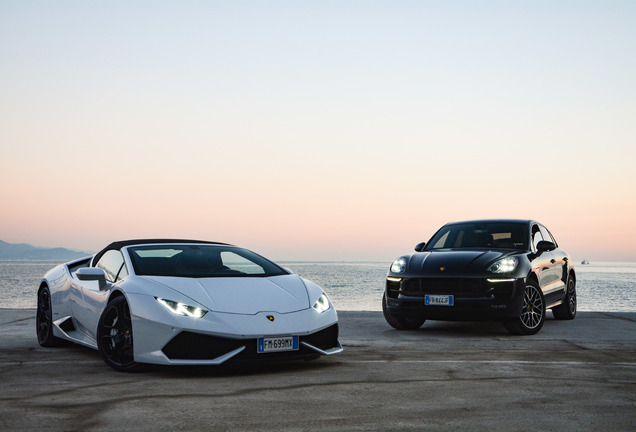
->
97, 296, 140, 372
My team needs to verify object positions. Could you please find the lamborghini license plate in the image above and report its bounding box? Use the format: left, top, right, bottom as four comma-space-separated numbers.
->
257, 336, 299, 353
425, 294, 454, 306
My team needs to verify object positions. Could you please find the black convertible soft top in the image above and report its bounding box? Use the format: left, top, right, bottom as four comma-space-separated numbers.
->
92, 239, 230, 266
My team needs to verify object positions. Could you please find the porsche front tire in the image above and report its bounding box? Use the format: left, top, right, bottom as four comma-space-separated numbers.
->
97, 296, 140, 372
382, 293, 426, 330
504, 280, 546, 335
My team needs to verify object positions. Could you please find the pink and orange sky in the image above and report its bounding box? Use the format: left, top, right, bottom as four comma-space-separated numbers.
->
1, 1, 635, 262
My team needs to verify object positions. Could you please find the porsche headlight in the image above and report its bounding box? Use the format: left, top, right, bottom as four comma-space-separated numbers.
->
312, 293, 331, 313
156, 297, 208, 318
391, 257, 407, 273
488, 257, 519, 274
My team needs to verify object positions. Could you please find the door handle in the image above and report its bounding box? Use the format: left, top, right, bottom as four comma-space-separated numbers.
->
550, 259, 556, 264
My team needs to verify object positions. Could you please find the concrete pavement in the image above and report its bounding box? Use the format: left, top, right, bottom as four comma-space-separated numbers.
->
1, 309, 635, 431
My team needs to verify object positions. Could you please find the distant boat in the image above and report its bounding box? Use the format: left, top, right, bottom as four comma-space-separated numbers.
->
581, 259, 589, 265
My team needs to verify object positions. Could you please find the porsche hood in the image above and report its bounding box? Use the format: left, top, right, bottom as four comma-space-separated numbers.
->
405, 250, 518, 276
142, 274, 311, 314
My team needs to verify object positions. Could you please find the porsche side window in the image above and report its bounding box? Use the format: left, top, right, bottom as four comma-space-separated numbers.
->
95, 250, 125, 283
220, 252, 265, 274
531, 226, 544, 251
539, 225, 557, 246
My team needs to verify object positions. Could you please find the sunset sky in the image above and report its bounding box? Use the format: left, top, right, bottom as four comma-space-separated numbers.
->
1, 1, 634, 262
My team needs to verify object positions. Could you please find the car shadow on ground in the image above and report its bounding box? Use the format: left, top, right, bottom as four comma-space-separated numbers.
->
143, 356, 341, 378
385, 314, 563, 337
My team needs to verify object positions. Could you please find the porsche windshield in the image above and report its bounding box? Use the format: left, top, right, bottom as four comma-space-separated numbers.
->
426, 222, 528, 250
127, 245, 288, 278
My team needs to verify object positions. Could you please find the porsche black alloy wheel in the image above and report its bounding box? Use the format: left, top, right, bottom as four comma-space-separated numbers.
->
36, 286, 64, 347
382, 293, 426, 330
97, 296, 139, 372
552, 277, 577, 320
504, 281, 546, 335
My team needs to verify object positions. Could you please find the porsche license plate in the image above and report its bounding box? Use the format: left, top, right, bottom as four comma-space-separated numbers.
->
257, 336, 299, 353
425, 295, 454, 306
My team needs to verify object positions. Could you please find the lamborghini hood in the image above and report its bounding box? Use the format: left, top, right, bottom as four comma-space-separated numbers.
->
144, 274, 311, 314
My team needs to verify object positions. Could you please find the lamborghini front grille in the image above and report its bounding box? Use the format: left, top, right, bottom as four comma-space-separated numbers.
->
161, 324, 339, 361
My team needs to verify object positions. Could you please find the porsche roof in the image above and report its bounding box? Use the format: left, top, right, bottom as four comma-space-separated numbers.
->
444, 219, 536, 225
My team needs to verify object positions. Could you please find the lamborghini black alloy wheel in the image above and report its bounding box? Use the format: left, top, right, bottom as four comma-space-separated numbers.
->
36, 286, 63, 347
97, 296, 139, 372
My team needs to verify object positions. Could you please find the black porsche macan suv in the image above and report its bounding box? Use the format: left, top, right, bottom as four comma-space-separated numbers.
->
383, 219, 577, 335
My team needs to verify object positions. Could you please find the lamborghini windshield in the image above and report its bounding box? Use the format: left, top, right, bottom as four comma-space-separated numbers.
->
127, 245, 288, 278
426, 222, 528, 251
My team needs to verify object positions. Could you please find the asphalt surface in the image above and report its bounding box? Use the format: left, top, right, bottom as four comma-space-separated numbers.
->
1, 309, 635, 431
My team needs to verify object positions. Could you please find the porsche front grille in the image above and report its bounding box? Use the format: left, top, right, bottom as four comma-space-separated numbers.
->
391, 278, 513, 298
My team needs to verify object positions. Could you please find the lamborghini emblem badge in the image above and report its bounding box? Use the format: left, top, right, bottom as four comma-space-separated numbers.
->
266, 315, 275, 322
440, 267, 445, 272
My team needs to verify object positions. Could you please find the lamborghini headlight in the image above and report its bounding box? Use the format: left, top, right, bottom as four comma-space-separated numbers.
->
312, 293, 331, 313
488, 257, 519, 274
156, 297, 208, 318
391, 257, 407, 273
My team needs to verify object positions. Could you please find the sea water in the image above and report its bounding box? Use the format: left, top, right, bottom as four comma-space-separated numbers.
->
282, 261, 636, 312
1, 260, 634, 312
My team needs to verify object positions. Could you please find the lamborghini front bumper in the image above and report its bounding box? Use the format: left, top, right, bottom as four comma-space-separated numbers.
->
126, 293, 342, 365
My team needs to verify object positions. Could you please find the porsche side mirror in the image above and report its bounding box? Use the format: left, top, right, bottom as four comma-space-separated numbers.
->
414, 242, 426, 252
76, 267, 108, 290
536, 241, 556, 252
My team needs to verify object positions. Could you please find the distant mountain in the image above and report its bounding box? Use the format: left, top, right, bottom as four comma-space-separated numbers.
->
0, 240, 91, 261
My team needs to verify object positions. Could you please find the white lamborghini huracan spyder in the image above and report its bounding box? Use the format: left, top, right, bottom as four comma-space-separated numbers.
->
36, 239, 342, 371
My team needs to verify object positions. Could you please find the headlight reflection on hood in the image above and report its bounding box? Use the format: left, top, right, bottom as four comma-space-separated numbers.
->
156, 297, 208, 318
312, 293, 331, 313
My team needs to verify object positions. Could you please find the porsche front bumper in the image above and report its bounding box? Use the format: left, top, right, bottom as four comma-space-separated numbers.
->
385, 276, 526, 321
